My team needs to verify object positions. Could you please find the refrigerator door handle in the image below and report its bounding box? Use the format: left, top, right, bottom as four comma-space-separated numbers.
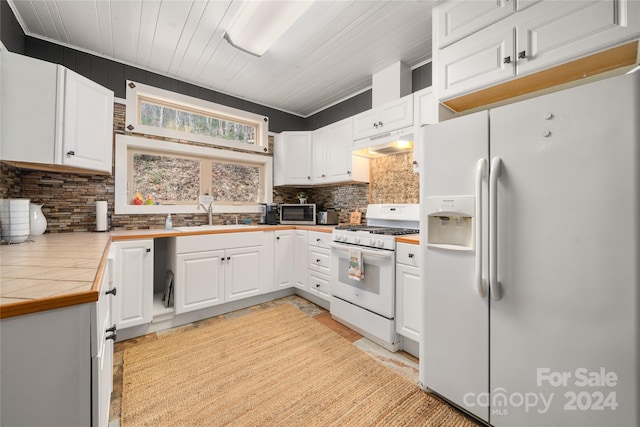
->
489, 157, 503, 301
475, 158, 487, 298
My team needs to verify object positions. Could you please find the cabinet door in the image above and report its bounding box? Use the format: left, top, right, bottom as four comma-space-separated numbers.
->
113, 240, 153, 329
294, 230, 308, 290
62, 68, 114, 173
325, 118, 355, 183
274, 132, 312, 185
0, 51, 59, 164
378, 95, 414, 134
311, 128, 328, 184
438, 25, 515, 99
225, 246, 264, 301
352, 108, 380, 140
436, 0, 515, 48
274, 231, 295, 289
175, 250, 225, 314
515, 0, 640, 77
395, 263, 421, 342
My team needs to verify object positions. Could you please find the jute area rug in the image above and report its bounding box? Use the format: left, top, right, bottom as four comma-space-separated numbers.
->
121, 303, 476, 426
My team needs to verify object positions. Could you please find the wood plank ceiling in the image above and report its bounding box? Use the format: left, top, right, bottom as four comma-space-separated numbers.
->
7, 0, 437, 117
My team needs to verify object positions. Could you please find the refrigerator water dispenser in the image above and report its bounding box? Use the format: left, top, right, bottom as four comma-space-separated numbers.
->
425, 196, 474, 250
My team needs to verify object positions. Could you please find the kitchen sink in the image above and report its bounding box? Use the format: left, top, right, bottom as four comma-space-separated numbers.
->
174, 224, 262, 232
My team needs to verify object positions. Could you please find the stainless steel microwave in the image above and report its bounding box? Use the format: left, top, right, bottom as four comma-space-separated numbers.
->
280, 204, 316, 225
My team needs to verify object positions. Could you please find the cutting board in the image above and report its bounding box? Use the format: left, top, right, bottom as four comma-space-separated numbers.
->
349, 209, 362, 224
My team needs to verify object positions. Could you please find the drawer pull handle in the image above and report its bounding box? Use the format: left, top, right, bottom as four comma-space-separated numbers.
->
408, 253, 414, 258
503, 56, 511, 64
66, 150, 75, 156
106, 324, 116, 334
518, 50, 526, 59
316, 259, 321, 263
105, 287, 117, 296
316, 283, 321, 288
146, 248, 151, 253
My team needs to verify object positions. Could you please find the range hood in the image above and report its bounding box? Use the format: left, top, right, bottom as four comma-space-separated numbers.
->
353, 126, 414, 158
352, 62, 414, 158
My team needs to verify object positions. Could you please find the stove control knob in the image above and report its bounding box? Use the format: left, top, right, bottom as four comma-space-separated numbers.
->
354, 237, 360, 244
369, 238, 376, 246
376, 240, 384, 248
340, 235, 347, 242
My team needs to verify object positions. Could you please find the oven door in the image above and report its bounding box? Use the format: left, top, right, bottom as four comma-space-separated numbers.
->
329, 242, 395, 318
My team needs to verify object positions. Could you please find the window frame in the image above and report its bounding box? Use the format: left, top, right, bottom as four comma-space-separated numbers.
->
125, 81, 269, 154
114, 134, 273, 215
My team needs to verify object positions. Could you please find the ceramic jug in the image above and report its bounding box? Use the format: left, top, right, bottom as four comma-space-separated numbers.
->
29, 203, 47, 235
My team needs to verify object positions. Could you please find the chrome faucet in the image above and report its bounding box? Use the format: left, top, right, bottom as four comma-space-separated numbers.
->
198, 201, 214, 225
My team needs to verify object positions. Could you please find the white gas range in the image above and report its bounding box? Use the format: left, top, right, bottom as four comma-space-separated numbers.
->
329, 204, 419, 352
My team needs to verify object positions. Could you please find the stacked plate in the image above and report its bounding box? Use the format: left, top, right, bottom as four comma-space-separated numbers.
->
1, 199, 31, 244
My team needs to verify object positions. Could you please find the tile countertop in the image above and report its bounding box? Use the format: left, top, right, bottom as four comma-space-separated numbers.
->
0, 232, 111, 319
0, 225, 418, 319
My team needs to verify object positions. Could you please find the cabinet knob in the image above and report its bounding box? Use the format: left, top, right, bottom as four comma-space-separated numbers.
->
106, 324, 116, 334
503, 56, 511, 64
307, 176, 311, 180
347, 171, 351, 174
146, 248, 151, 253
106, 333, 117, 341
322, 174, 326, 177
316, 283, 321, 288
316, 238, 321, 242
412, 160, 418, 165
373, 122, 379, 128
66, 150, 75, 156
518, 50, 526, 59
408, 253, 414, 258
105, 287, 117, 296
276, 236, 280, 240
378, 121, 383, 127
316, 259, 321, 263
227, 256, 231, 260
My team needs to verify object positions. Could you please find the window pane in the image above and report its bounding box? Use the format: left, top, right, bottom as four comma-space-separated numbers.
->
140, 101, 257, 145
132, 153, 199, 204
211, 162, 260, 203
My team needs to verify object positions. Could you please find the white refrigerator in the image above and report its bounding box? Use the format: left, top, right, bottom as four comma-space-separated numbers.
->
419, 71, 639, 426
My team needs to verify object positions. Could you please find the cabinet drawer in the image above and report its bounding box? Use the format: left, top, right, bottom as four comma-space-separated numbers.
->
308, 231, 332, 249
396, 243, 421, 268
308, 246, 330, 274
308, 270, 331, 301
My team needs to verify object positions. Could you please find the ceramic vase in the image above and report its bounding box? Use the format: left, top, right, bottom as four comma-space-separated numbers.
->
29, 203, 47, 235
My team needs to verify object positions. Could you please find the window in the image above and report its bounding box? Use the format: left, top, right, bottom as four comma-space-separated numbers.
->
115, 134, 272, 215
139, 98, 257, 145
117, 82, 273, 215
125, 81, 269, 154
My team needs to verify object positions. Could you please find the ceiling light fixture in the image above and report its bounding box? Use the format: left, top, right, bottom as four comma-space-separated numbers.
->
223, 0, 314, 57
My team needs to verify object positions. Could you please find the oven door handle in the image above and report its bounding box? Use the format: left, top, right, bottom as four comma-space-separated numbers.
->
329, 243, 395, 259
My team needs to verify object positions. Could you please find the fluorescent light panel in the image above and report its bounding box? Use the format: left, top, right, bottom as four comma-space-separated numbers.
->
224, 1, 314, 57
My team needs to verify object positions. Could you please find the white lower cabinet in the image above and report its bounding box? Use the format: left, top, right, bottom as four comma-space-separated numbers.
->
395, 243, 421, 342
112, 239, 153, 329
274, 230, 295, 290
170, 232, 270, 314
224, 245, 265, 301
294, 230, 308, 290
175, 250, 225, 313
306, 231, 332, 302
0, 253, 115, 427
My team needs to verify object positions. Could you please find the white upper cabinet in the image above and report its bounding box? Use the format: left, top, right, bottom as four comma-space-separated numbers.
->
276, 118, 369, 187
436, 0, 516, 49
352, 94, 414, 141
312, 117, 369, 185
274, 131, 312, 186
435, 0, 640, 101
0, 51, 114, 174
